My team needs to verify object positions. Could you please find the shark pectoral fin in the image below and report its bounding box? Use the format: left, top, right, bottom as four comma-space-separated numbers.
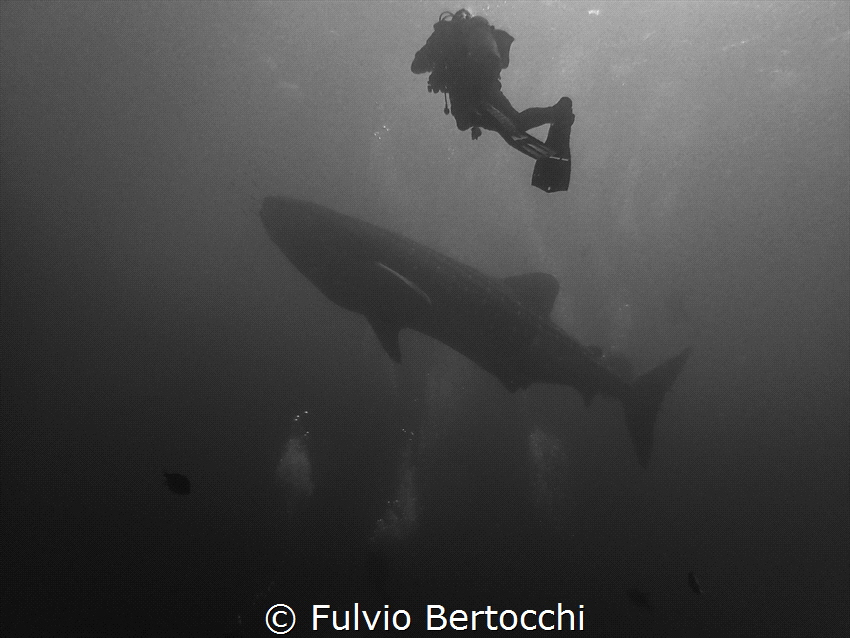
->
502, 273, 560, 316
366, 316, 403, 363
372, 262, 432, 311
358, 262, 431, 363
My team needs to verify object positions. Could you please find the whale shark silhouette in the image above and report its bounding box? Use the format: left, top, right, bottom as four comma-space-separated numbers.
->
260, 197, 690, 466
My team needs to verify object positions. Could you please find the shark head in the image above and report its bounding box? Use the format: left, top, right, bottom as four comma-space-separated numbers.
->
260, 196, 381, 314
261, 196, 362, 277
260, 196, 345, 256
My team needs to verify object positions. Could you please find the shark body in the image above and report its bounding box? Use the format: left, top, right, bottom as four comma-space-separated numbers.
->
261, 197, 690, 465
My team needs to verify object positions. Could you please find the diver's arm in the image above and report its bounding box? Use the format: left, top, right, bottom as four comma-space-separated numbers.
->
412, 29, 442, 74
412, 23, 452, 74
411, 46, 434, 74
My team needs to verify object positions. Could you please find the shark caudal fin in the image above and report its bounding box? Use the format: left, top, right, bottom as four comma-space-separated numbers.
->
623, 348, 692, 467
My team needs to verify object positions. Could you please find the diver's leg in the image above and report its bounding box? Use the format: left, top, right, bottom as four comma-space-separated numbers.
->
449, 88, 474, 131
515, 97, 574, 132
483, 90, 573, 132
481, 89, 521, 130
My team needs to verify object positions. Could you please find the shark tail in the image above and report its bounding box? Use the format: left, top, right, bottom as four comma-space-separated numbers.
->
623, 348, 692, 467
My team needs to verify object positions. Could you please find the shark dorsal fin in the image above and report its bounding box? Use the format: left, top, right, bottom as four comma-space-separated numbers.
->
502, 273, 560, 316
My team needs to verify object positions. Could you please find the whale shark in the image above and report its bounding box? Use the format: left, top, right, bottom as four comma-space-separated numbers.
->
260, 197, 690, 466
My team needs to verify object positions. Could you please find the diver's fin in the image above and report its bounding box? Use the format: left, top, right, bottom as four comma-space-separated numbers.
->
367, 316, 403, 364
532, 109, 574, 193
498, 130, 555, 160
484, 102, 518, 133
502, 273, 560, 316
484, 103, 559, 160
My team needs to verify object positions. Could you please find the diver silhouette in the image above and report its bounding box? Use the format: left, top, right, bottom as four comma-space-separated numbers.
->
411, 8, 575, 192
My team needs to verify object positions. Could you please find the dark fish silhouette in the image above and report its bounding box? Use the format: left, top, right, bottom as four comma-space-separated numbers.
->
163, 472, 191, 495
260, 197, 691, 466
627, 588, 654, 615
688, 570, 702, 594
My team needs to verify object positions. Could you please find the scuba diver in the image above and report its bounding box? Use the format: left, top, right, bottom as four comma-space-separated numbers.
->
411, 8, 575, 192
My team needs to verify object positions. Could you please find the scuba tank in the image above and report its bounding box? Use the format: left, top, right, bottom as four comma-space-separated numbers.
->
465, 15, 501, 72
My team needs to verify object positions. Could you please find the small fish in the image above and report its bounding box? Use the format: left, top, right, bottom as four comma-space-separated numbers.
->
163, 472, 191, 495
688, 571, 702, 594
627, 588, 654, 615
